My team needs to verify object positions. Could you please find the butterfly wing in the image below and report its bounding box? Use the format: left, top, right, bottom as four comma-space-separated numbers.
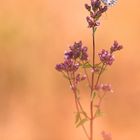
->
101, 0, 117, 6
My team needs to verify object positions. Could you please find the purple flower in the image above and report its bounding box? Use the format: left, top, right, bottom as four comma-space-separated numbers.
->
81, 47, 88, 60
55, 63, 64, 72
95, 83, 103, 90
85, 0, 108, 28
98, 49, 115, 65
86, 16, 95, 28
95, 84, 113, 92
99, 5, 108, 13
110, 41, 123, 53
55, 59, 79, 72
75, 74, 87, 84
81, 74, 87, 80
86, 16, 100, 28
65, 41, 88, 61
64, 50, 73, 59
64, 59, 79, 72
91, 0, 101, 11
102, 84, 113, 92
85, 3, 91, 11
101, 131, 112, 140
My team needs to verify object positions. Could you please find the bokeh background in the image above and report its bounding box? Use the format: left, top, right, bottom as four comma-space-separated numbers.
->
0, 0, 139, 140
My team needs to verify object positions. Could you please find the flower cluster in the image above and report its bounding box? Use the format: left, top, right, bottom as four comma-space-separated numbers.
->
101, 131, 112, 140
69, 74, 87, 90
56, 41, 88, 73
85, 0, 108, 28
76, 74, 87, 84
110, 41, 123, 53
65, 41, 88, 61
98, 49, 115, 65
95, 83, 113, 92
55, 59, 79, 72
56, 41, 88, 88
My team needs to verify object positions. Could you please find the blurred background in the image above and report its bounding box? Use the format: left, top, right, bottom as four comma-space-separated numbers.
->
0, 0, 140, 140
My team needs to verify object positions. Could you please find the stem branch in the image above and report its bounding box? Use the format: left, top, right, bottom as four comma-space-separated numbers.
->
67, 72, 90, 140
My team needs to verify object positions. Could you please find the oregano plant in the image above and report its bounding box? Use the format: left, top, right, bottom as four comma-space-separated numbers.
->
55, 0, 123, 140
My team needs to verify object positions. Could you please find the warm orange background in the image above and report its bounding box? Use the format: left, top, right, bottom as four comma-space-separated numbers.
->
0, 0, 139, 140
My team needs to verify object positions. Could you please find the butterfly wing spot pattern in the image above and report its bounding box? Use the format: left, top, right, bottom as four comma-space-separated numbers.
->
101, 0, 117, 6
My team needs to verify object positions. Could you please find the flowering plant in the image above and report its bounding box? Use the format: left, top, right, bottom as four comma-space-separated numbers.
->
55, 0, 123, 140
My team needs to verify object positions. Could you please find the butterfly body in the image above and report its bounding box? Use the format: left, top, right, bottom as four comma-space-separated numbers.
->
101, 0, 117, 6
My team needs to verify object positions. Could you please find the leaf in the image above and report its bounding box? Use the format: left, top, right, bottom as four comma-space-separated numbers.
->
94, 27, 97, 33
62, 73, 69, 80
91, 92, 96, 101
81, 111, 87, 118
76, 118, 88, 128
95, 109, 103, 118
81, 62, 92, 68
75, 112, 80, 124
95, 109, 101, 117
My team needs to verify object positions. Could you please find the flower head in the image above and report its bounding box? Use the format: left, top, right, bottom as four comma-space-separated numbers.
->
55, 63, 64, 72
95, 84, 113, 92
98, 49, 115, 65
65, 41, 88, 61
110, 41, 123, 53
85, 0, 108, 28
102, 84, 113, 92
91, 0, 101, 11
101, 131, 112, 140
75, 74, 87, 84
85, 3, 91, 11
55, 59, 79, 72
86, 16, 95, 28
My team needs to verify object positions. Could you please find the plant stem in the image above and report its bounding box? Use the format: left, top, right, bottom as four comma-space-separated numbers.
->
74, 91, 90, 140
77, 99, 91, 120
73, 71, 90, 120
95, 63, 105, 87
93, 92, 106, 120
82, 61, 91, 89
90, 27, 96, 140
67, 72, 90, 140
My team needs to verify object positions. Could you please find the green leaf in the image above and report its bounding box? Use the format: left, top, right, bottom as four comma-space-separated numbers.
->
95, 109, 100, 117
62, 73, 69, 80
76, 118, 88, 128
91, 92, 96, 101
75, 112, 80, 124
94, 27, 97, 33
81, 62, 92, 68
95, 109, 103, 118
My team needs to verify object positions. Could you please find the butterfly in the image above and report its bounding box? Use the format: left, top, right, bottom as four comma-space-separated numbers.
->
101, 0, 117, 6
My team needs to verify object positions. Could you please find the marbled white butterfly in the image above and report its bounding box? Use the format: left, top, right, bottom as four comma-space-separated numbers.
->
101, 0, 117, 6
